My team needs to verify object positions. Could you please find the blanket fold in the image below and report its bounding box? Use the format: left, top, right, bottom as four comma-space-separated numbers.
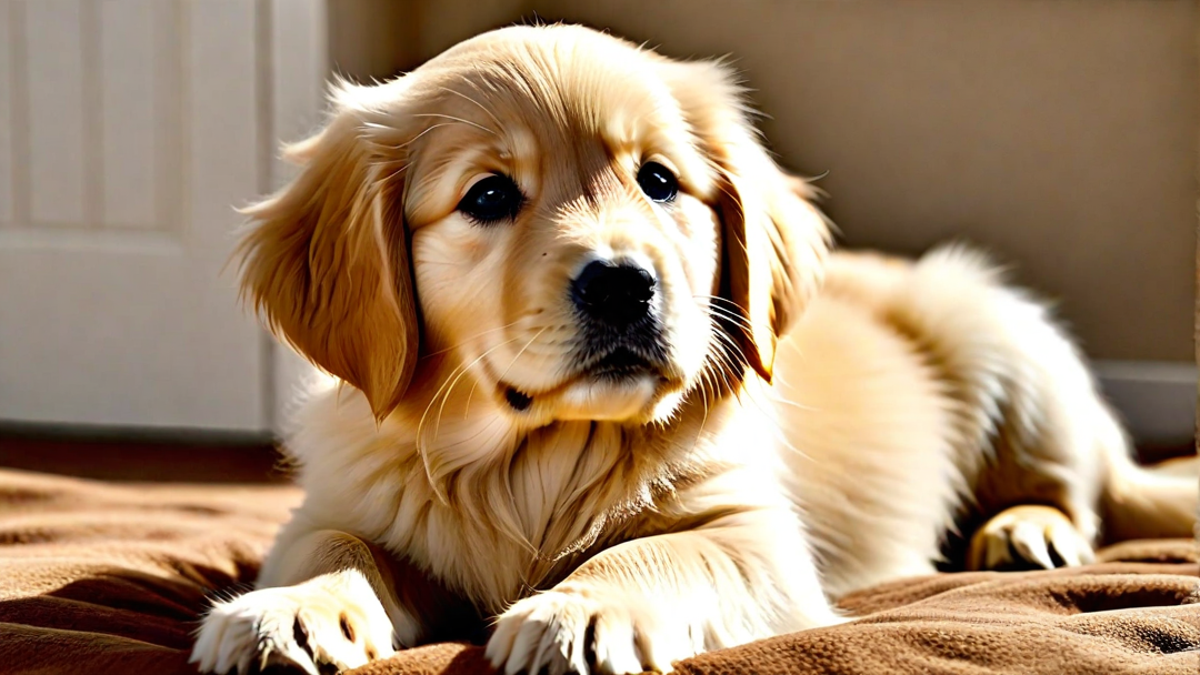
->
0, 468, 1195, 675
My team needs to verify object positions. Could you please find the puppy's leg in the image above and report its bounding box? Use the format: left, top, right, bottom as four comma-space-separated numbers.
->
959, 325, 1113, 571
191, 529, 409, 675
883, 249, 1133, 570
970, 450, 1199, 571
486, 508, 838, 675
1100, 446, 1198, 544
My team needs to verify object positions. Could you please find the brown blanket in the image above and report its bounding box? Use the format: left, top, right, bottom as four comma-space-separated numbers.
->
0, 468, 1196, 675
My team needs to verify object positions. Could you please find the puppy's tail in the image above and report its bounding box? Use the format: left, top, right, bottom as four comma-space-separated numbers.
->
1098, 409, 1198, 543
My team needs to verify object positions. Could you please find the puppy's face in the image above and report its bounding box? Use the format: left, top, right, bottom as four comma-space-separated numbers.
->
239, 26, 828, 428
403, 41, 727, 424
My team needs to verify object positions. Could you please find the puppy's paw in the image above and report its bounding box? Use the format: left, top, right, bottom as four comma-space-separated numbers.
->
486, 588, 700, 675
190, 571, 395, 675
968, 505, 1095, 571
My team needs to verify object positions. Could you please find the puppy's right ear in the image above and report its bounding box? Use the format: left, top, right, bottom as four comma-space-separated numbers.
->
659, 59, 830, 383
236, 88, 418, 421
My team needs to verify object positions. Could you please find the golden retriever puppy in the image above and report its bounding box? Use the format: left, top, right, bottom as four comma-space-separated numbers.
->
190, 24, 1197, 675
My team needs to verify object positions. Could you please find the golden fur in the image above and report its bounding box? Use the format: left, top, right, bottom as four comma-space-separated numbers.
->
191, 25, 1197, 675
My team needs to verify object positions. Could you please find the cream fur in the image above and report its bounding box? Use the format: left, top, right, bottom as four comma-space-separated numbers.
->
191, 24, 1197, 675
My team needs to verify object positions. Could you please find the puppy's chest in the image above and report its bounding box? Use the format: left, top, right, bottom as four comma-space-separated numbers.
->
393, 485, 642, 614
336, 429, 659, 611
298, 396, 744, 611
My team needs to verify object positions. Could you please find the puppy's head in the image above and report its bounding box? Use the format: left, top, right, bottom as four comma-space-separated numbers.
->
238, 25, 828, 427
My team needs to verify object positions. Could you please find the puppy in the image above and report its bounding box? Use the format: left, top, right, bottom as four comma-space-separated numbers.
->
190, 24, 1198, 675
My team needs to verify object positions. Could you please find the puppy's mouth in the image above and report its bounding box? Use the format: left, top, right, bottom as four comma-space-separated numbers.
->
503, 386, 534, 412
584, 347, 658, 380
498, 347, 673, 417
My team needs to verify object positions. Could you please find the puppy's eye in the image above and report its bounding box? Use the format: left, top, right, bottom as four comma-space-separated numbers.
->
636, 162, 678, 203
458, 175, 523, 224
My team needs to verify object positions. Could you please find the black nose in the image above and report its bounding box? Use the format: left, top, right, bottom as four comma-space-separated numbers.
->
571, 261, 656, 327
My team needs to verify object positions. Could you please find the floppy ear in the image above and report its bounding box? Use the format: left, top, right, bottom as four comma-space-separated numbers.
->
236, 92, 418, 420
663, 60, 830, 382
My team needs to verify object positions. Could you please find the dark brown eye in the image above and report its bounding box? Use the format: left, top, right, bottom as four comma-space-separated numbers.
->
458, 174, 523, 224
636, 162, 678, 203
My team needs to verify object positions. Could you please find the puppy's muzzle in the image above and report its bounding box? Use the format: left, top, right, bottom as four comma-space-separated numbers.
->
500, 259, 673, 415
567, 258, 670, 380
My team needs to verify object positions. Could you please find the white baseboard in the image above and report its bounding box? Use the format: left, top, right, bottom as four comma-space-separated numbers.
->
1093, 360, 1196, 446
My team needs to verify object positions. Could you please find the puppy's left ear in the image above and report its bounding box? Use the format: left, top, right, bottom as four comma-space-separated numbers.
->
662, 60, 830, 382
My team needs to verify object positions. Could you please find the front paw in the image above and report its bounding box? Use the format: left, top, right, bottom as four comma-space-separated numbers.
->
190, 573, 395, 674
486, 589, 701, 675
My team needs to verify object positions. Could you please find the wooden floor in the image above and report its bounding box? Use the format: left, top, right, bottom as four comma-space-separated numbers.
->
0, 429, 287, 483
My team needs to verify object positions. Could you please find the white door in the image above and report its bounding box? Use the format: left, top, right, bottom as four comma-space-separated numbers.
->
0, 0, 326, 433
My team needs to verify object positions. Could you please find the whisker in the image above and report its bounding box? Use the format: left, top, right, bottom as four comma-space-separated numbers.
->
696, 356, 714, 434
692, 295, 762, 332
420, 320, 523, 360
435, 412, 506, 450
366, 121, 458, 150
697, 302, 822, 416
409, 112, 499, 138
417, 337, 517, 466
775, 396, 818, 412
701, 307, 757, 335
693, 305, 755, 333
437, 86, 505, 131
431, 339, 515, 440
707, 336, 741, 396
701, 317, 823, 436
695, 307, 752, 360
464, 326, 553, 417
495, 326, 552, 387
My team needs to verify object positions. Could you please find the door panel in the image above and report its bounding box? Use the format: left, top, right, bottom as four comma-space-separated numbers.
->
0, 0, 269, 431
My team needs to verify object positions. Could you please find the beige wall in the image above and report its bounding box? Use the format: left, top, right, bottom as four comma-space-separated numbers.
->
333, 0, 1197, 363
